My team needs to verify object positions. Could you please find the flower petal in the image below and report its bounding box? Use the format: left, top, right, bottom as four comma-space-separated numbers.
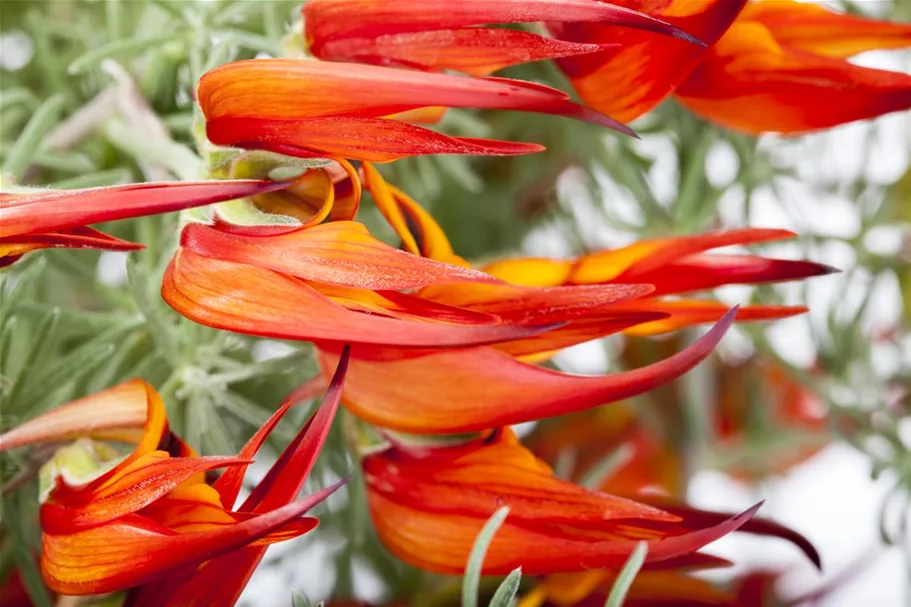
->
317, 307, 736, 433
615, 300, 807, 336
0, 180, 288, 239
180, 221, 497, 290
675, 20, 911, 134
304, 0, 703, 49
162, 248, 552, 348
197, 59, 632, 134
205, 115, 545, 162
741, 1, 911, 59
314, 28, 615, 76
41, 484, 340, 595
0, 380, 166, 465
0, 226, 143, 266
552, 0, 746, 122
41, 453, 248, 534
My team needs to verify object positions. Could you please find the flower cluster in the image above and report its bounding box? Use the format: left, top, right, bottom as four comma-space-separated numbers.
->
1, 0, 909, 604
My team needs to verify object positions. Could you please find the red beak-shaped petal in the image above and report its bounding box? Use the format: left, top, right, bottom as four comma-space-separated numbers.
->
149, 349, 351, 607
41, 486, 339, 595
740, 0, 911, 58
40, 454, 250, 534
304, 0, 703, 47
205, 115, 545, 162
180, 221, 498, 291
676, 9, 911, 133
0, 181, 289, 239
162, 247, 554, 348
318, 307, 736, 433
197, 59, 633, 136
551, 0, 746, 122
640, 498, 821, 570
622, 254, 839, 297
364, 430, 764, 575
312, 28, 616, 76
0, 379, 156, 452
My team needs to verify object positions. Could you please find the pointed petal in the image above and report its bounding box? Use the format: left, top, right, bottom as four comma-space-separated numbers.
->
314, 28, 615, 76
198, 59, 632, 134
552, 0, 746, 122
625, 254, 839, 296
180, 221, 497, 290
41, 453, 248, 534
615, 300, 807, 336
41, 484, 340, 595
570, 228, 797, 284
367, 487, 762, 575
420, 282, 654, 324
213, 374, 329, 509
741, 1, 911, 58
494, 312, 668, 359
0, 380, 166, 465
318, 308, 736, 433
0, 181, 289, 239
162, 247, 553, 348
676, 20, 911, 133
206, 115, 544, 162
642, 499, 821, 570
0, 226, 143, 265
242, 347, 349, 512
482, 257, 575, 287
304, 0, 702, 48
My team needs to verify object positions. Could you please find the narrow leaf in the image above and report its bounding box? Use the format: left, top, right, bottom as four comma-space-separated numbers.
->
462, 506, 510, 607
603, 542, 648, 607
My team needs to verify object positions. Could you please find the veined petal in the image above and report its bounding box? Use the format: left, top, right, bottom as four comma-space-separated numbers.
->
156, 356, 350, 607
741, 1, 911, 58
317, 307, 735, 433
495, 312, 668, 359
675, 20, 911, 134
314, 28, 615, 76
552, 0, 746, 122
615, 300, 807, 336
304, 0, 703, 48
0, 380, 166, 466
640, 499, 821, 569
623, 254, 838, 296
162, 248, 550, 348
570, 228, 798, 284
0, 227, 142, 266
197, 59, 632, 135
41, 453, 248, 534
212, 375, 332, 508
180, 221, 497, 290
367, 487, 761, 575
364, 430, 676, 525
41, 487, 338, 595
0, 180, 289, 239
206, 116, 544, 162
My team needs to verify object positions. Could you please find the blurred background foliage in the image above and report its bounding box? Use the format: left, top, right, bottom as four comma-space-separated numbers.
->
0, 1, 909, 606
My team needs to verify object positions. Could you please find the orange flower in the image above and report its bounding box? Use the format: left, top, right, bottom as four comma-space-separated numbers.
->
0, 180, 286, 267
0, 350, 351, 604
196, 58, 635, 163
303, 0, 701, 76
363, 428, 815, 575
554, 0, 911, 133
314, 176, 835, 433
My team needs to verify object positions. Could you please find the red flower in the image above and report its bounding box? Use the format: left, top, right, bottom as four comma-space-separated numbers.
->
554, 0, 911, 133
0, 350, 351, 605
304, 0, 701, 76
0, 180, 286, 267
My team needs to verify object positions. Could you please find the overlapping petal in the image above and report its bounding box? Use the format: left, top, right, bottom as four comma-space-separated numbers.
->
364, 428, 763, 575
317, 307, 735, 433
0, 180, 287, 265
551, 0, 746, 122
675, 16, 911, 134
305, 0, 703, 76
197, 58, 635, 161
